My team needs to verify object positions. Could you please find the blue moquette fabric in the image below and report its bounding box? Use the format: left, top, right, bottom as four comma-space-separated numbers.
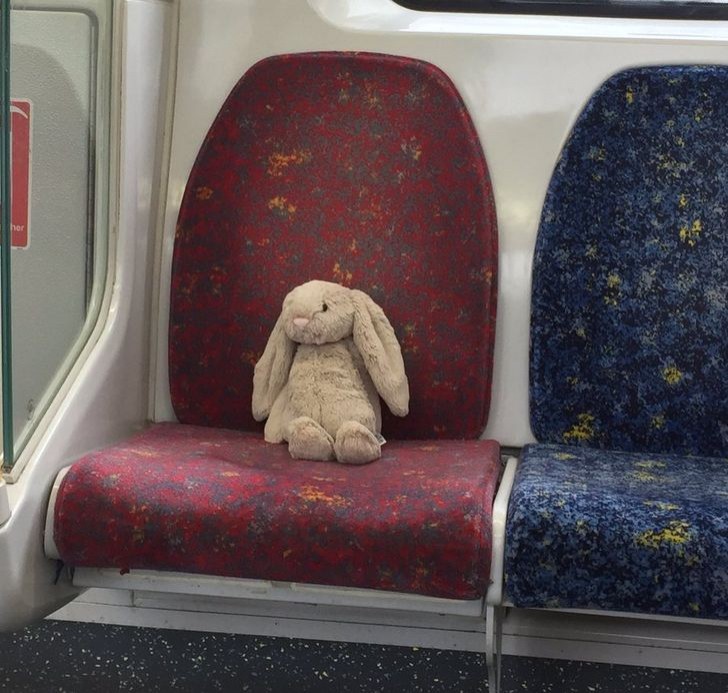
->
510, 65, 728, 619
530, 65, 728, 458
505, 444, 728, 619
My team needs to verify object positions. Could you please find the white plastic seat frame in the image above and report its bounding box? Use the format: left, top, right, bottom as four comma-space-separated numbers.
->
485, 456, 519, 693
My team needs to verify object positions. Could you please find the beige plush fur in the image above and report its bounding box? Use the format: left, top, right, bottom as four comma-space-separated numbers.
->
252, 280, 409, 464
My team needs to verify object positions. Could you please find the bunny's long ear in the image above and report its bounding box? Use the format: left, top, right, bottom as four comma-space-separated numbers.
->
351, 290, 409, 417
252, 313, 296, 421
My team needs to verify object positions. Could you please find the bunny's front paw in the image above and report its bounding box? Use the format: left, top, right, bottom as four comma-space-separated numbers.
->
287, 417, 335, 461
334, 422, 381, 465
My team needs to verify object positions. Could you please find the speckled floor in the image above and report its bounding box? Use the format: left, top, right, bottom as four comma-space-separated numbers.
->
0, 622, 726, 692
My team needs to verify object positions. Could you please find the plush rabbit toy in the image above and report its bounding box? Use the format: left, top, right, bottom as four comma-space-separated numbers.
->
252, 280, 409, 464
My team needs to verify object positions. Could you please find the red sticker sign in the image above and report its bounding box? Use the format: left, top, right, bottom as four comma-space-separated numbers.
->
11, 99, 32, 248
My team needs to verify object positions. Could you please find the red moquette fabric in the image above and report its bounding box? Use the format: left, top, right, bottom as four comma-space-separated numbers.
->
169, 52, 498, 439
54, 424, 501, 599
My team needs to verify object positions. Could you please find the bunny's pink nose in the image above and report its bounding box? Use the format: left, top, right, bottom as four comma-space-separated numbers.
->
293, 317, 310, 328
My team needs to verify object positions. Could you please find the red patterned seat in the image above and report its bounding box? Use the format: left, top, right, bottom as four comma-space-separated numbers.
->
54, 424, 499, 599
50, 52, 501, 599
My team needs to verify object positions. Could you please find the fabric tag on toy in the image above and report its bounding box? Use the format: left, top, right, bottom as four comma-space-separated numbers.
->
376, 433, 387, 445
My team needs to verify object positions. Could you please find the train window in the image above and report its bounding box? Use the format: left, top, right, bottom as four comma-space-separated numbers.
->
394, 0, 728, 20
1, 0, 113, 473
1, 0, 9, 472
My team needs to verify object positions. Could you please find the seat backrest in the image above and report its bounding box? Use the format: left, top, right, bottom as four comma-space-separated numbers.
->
530, 65, 728, 457
169, 52, 497, 439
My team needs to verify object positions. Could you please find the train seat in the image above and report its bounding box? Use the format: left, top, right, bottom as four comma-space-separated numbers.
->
504, 65, 728, 619
46, 53, 501, 602
506, 444, 728, 618
51, 424, 500, 599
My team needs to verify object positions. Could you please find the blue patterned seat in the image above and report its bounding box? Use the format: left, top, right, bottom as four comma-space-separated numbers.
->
505, 65, 728, 619
506, 444, 728, 618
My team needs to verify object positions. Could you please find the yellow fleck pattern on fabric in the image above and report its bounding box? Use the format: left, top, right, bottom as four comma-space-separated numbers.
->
694, 106, 710, 122
604, 273, 621, 306
364, 81, 382, 110
563, 413, 595, 443
402, 323, 419, 355
662, 365, 684, 385
635, 460, 666, 469
643, 500, 680, 511
401, 136, 423, 161
268, 196, 296, 217
589, 147, 607, 162
630, 470, 659, 482
267, 149, 312, 177
299, 485, 350, 508
635, 520, 691, 549
679, 219, 702, 246
332, 262, 353, 284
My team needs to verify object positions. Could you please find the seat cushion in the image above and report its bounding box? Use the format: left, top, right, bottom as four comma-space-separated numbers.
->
530, 65, 728, 457
170, 52, 497, 439
53, 424, 501, 600
505, 443, 728, 619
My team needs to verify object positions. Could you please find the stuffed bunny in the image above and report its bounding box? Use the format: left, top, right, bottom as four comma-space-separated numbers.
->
252, 280, 409, 464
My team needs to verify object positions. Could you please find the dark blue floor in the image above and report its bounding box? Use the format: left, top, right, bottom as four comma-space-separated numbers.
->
0, 621, 727, 692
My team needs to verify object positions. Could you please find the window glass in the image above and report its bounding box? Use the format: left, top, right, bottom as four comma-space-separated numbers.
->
1, 0, 10, 471
3, 0, 112, 472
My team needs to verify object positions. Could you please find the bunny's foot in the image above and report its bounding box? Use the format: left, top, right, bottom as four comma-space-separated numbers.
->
287, 417, 335, 461
334, 422, 381, 465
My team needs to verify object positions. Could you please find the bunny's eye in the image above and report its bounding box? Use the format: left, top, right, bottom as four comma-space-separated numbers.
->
322, 303, 329, 312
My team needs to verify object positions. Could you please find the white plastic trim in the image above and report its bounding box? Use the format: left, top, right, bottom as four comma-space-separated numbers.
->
485, 604, 504, 693
486, 456, 518, 607
145, 0, 180, 423
309, 0, 728, 43
43, 466, 71, 560
50, 595, 728, 671
0, 479, 10, 527
55, 597, 489, 653
72, 567, 485, 616
540, 606, 728, 628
